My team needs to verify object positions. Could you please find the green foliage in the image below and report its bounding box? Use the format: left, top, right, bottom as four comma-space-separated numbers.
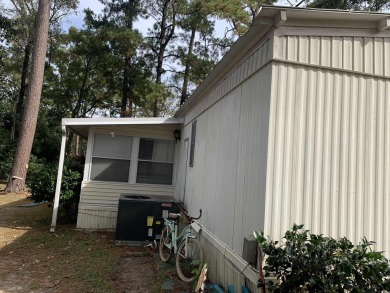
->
27, 157, 83, 219
254, 224, 390, 292
0, 136, 16, 180
307, 0, 390, 11
0, 13, 12, 42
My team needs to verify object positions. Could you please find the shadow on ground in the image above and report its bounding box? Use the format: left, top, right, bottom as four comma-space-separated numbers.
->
0, 193, 194, 293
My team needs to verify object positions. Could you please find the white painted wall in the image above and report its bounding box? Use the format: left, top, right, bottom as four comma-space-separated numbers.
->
175, 26, 390, 292
77, 181, 175, 229
77, 125, 178, 229
179, 65, 272, 257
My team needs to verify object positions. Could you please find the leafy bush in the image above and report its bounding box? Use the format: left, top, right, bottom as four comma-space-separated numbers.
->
27, 156, 82, 220
0, 137, 16, 180
254, 224, 390, 292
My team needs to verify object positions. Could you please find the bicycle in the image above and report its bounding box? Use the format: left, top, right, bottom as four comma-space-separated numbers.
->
159, 201, 203, 283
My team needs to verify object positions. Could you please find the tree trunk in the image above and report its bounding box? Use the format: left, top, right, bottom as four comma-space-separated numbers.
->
153, 49, 164, 117
180, 27, 196, 106
152, 0, 176, 117
5, 0, 51, 194
121, 55, 132, 117
17, 39, 32, 115
11, 39, 32, 140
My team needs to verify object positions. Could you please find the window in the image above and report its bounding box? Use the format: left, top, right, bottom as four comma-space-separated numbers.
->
89, 133, 175, 185
90, 133, 132, 182
189, 120, 196, 167
137, 138, 174, 185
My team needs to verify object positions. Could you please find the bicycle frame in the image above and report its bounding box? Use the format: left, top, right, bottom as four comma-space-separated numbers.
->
159, 204, 203, 283
163, 217, 194, 254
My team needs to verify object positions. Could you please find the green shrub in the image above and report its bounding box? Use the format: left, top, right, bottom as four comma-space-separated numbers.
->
0, 137, 16, 180
27, 157, 82, 220
254, 224, 390, 292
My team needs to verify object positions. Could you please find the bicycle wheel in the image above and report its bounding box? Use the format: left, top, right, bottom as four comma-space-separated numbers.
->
159, 226, 173, 262
175, 238, 203, 283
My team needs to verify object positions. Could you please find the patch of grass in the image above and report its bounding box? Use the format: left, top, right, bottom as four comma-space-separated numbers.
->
38, 228, 119, 293
0, 198, 121, 293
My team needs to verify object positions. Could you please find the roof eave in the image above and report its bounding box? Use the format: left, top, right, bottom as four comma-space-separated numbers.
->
62, 117, 184, 126
174, 6, 390, 118
62, 117, 184, 138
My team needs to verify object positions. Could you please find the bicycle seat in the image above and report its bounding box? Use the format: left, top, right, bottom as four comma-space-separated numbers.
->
168, 213, 180, 219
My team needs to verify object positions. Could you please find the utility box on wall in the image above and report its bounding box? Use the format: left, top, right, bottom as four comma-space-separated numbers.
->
243, 236, 257, 266
115, 194, 179, 245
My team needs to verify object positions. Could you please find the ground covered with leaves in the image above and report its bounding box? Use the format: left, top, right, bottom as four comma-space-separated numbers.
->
0, 187, 193, 293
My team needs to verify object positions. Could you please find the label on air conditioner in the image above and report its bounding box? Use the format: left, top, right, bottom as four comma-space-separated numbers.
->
148, 228, 153, 237
147, 216, 154, 227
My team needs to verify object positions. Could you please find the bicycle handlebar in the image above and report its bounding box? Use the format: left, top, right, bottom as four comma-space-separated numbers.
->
172, 201, 202, 221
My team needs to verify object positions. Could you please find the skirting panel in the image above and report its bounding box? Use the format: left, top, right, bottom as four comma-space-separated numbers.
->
198, 227, 261, 293
76, 205, 117, 230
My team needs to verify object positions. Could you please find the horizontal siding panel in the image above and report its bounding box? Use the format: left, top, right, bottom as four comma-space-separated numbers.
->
265, 63, 390, 258
77, 181, 174, 229
81, 182, 174, 193
76, 208, 117, 229
276, 35, 390, 78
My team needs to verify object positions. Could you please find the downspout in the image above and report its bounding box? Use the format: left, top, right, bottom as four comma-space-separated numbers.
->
50, 125, 67, 232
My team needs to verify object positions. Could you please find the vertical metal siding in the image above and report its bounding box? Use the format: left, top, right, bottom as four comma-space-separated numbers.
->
276, 36, 390, 78
265, 63, 390, 257
182, 65, 272, 257
214, 88, 241, 248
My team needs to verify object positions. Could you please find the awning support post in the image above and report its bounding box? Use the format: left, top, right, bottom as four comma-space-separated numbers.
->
50, 125, 67, 232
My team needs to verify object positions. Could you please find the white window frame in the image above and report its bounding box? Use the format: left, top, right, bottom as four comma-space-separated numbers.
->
89, 132, 132, 183
85, 130, 175, 185
136, 138, 175, 185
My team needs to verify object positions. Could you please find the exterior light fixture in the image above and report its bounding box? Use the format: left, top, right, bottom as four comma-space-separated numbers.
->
173, 129, 181, 143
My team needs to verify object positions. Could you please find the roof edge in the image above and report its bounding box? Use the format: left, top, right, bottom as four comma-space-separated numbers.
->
175, 5, 390, 118
62, 117, 184, 126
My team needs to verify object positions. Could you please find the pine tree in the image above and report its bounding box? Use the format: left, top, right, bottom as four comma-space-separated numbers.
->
5, 0, 51, 193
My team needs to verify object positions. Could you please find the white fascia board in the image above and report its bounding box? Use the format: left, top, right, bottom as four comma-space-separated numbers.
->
378, 18, 390, 30
62, 117, 184, 127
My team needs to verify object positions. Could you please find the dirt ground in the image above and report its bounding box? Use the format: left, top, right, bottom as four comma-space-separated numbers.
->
0, 191, 193, 293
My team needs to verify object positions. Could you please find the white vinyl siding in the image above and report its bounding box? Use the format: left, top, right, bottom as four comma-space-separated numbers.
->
174, 23, 390, 292
76, 181, 175, 229
180, 64, 272, 253
77, 127, 178, 230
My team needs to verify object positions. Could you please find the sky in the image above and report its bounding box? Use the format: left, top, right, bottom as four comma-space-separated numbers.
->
2, 0, 291, 36
63, 0, 292, 39
64, 0, 230, 37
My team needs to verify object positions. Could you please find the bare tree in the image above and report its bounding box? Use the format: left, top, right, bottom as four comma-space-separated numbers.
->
5, 0, 51, 193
